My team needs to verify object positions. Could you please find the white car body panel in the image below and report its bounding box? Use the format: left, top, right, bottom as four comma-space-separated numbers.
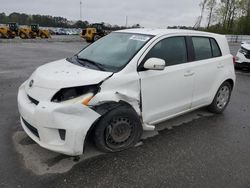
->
29, 59, 113, 90
241, 43, 250, 50
18, 83, 100, 155
17, 29, 235, 155
236, 52, 250, 63
139, 63, 194, 124
191, 54, 234, 107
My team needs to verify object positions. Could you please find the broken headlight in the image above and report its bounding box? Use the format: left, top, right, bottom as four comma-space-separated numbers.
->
51, 85, 100, 105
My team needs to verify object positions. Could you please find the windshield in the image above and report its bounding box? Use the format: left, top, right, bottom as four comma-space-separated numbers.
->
77, 32, 153, 72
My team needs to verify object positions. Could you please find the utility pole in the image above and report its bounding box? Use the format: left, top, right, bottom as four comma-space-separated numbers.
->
80, 0, 82, 21
125, 16, 128, 28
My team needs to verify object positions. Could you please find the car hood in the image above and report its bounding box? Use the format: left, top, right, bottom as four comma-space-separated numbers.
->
241, 43, 250, 50
27, 59, 113, 90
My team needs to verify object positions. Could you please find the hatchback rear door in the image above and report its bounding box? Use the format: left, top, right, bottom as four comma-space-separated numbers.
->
189, 36, 224, 108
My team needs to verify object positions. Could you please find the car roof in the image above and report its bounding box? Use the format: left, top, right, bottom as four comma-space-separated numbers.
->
115, 28, 221, 37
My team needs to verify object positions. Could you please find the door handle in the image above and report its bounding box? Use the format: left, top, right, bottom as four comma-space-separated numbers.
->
184, 71, 194, 77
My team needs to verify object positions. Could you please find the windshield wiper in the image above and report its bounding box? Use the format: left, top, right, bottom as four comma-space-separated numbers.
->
76, 56, 106, 71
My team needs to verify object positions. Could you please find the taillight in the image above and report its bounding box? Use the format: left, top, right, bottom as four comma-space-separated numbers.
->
233, 57, 236, 65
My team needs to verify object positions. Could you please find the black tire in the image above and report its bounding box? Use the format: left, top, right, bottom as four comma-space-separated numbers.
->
40, 34, 46, 39
19, 32, 27, 39
208, 81, 232, 114
29, 33, 36, 39
94, 105, 143, 152
7, 31, 14, 39
93, 35, 101, 42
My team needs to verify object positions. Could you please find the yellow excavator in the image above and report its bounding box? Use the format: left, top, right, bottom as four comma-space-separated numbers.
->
81, 23, 108, 43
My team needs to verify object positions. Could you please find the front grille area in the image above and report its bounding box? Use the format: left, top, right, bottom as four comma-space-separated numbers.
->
27, 95, 39, 105
22, 118, 40, 138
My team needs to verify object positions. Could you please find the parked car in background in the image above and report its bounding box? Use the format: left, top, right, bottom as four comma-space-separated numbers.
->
241, 40, 250, 45
235, 41, 250, 69
18, 29, 235, 156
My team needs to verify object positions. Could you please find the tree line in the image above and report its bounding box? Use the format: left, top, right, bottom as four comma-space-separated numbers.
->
198, 0, 250, 34
0, 12, 90, 28
0, 12, 143, 31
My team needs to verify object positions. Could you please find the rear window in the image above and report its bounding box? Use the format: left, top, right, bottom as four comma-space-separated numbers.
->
192, 37, 212, 60
192, 37, 222, 61
210, 38, 222, 57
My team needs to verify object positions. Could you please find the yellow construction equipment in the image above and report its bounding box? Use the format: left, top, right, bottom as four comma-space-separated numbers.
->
19, 24, 51, 39
30, 24, 51, 39
0, 23, 19, 39
18, 26, 34, 39
0, 23, 51, 39
81, 23, 107, 43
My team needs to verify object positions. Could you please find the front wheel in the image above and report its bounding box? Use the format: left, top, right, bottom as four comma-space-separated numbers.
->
40, 33, 47, 39
208, 81, 232, 114
19, 32, 27, 39
94, 105, 142, 152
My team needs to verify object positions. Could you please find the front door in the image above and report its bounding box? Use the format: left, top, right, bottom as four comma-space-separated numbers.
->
138, 36, 195, 124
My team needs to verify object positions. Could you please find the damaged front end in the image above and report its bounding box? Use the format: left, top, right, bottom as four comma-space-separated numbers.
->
18, 82, 101, 156
17, 58, 154, 155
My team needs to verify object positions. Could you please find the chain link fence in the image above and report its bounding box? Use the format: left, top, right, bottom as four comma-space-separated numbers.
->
226, 35, 250, 43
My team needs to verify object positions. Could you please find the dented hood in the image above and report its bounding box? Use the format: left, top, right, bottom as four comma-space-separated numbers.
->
28, 59, 113, 90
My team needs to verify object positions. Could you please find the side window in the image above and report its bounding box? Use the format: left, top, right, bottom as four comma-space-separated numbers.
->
192, 37, 212, 61
143, 37, 187, 67
210, 38, 222, 57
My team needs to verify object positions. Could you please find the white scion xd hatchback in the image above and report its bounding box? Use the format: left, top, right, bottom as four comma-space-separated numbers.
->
18, 29, 235, 156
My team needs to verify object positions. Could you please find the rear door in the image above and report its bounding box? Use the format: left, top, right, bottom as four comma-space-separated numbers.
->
189, 36, 223, 107
138, 36, 195, 124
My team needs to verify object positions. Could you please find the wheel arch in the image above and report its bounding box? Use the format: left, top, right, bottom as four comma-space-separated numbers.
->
225, 78, 234, 90
83, 100, 140, 151
209, 77, 235, 105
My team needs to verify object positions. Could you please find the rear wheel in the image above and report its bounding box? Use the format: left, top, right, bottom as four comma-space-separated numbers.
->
208, 81, 232, 114
94, 105, 142, 152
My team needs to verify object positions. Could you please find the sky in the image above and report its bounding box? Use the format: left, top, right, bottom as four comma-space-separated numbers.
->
1, 0, 203, 27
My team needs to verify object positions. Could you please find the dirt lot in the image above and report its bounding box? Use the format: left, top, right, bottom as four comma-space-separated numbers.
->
0, 38, 250, 187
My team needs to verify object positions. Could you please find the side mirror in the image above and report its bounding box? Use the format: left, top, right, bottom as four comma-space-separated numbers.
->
143, 58, 165, 70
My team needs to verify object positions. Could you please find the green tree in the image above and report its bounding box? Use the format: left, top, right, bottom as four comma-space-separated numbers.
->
206, 0, 217, 28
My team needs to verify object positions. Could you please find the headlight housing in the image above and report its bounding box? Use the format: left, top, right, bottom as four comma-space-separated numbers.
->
51, 84, 100, 105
